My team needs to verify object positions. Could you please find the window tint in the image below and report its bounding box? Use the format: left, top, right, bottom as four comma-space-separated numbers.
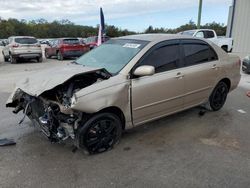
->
182, 40, 218, 66
63, 38, 79, 45
15, 37, 37, 44
204, 31, 215, 38
140, 44, 180, 73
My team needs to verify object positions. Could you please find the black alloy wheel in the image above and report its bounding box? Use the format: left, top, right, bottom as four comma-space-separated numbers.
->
78, 113, 122, 154
209, 82, 229, 111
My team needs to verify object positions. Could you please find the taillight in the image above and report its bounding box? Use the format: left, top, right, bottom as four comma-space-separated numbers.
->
12, 44, 19, 48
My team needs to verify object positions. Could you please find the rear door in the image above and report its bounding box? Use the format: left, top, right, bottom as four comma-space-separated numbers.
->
131, 40, 185, 125
180, 39, 219, 108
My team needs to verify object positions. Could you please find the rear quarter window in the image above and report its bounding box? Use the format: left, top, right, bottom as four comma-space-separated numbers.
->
182, 40, 218, 66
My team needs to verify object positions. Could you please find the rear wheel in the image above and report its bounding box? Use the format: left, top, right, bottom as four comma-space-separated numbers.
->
57, 51, 64, 61
45, 51, 50, 59
37, 57, 43, 63
10, 55, 17, 64
209, 82, 229, 111
77, 113, 122, 154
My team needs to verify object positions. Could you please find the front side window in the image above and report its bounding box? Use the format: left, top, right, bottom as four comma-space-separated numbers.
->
182, 40, 218, 66
195, 31, 204, 38
138, 42, 180, 73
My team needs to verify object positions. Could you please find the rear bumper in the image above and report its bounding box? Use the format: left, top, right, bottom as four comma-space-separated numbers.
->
12, 53, 42, 59
62, 50, 84, 57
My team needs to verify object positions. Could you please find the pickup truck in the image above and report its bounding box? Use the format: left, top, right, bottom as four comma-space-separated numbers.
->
179, 29, 233, 53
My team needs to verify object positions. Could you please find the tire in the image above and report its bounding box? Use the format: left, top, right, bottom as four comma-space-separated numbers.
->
45, 51, 50, 59
3, 53, 8, 62
37, 57, 43, 63
209, 82, 229, 111
57, 51, 64, 61
77, 112, 122, 154
10, 55, 17, 64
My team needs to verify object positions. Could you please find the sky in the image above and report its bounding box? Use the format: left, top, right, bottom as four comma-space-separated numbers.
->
0, 0, 232, 32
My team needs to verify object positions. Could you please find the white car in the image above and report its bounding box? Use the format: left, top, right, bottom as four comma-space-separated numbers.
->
179, 29, 233, 53
2, 36, 43, 63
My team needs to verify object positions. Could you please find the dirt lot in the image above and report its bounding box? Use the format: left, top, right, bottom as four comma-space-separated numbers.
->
1, 49, 250, 188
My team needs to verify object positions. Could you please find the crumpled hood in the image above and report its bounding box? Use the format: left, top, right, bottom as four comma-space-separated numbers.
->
7, 64, 101, 103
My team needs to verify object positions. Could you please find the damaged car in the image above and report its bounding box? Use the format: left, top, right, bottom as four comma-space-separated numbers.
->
6, 34, 241, 154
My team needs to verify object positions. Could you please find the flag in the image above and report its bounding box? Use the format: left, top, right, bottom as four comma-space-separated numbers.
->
97, 7, 105, 46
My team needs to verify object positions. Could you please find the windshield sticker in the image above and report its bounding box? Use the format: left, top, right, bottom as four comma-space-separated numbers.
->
123, 43, 141, 48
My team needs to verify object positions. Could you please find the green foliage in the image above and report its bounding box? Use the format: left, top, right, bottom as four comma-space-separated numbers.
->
144, 20, 227, 36
0, 17, 227, 39
0, 18, 135, 39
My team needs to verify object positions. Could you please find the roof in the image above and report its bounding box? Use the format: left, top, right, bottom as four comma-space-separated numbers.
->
118, 33, 193, 42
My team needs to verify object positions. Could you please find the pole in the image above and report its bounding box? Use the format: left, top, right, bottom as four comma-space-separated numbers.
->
197, 0, 202, 29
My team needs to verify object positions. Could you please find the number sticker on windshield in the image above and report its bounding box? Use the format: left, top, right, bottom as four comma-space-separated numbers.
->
123, 43, 141, 48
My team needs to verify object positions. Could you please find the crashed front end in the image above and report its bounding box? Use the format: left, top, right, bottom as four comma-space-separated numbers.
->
6, 69, 110, 143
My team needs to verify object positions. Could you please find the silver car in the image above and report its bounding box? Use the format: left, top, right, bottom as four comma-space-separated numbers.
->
6, 34, 241, 154
2, 36, 42, 63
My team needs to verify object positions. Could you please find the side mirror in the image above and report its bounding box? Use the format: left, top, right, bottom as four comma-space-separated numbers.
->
133, 65, 155, 77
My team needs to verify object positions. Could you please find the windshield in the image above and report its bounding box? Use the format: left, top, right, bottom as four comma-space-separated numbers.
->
181, 30, 195, 36
15, 37, 38, 44
75, 39, 149, 74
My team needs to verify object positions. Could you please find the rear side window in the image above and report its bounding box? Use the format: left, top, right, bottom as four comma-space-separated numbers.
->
182, 40, 218, 66
15, 38, 37, 44
140, 43, 180, 73
204, 31, 215, 38
63, 39, 79, 45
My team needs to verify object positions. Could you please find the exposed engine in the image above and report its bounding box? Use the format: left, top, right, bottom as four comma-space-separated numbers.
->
7, 70, 110, 142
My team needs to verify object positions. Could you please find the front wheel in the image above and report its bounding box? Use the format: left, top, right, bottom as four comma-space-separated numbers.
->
77, 113, 122, 154
209, 82, 229, 111
3, 54, 8, 62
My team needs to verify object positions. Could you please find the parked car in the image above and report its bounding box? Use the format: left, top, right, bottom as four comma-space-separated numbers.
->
2, 36, 42, 63
242, 55, 250, 73
6, 34, 241, 154
85, 36, 110, 49
179, 29, 233, 53
45, 38, 90, 60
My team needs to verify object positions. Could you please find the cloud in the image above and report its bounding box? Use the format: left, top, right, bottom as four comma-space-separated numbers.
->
0, 0, 231, 25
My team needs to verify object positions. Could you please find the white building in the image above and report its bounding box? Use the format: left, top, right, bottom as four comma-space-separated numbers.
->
227, 0, 250, 58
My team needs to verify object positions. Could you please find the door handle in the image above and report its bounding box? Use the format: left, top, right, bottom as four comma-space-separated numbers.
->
175, 72, 184, 79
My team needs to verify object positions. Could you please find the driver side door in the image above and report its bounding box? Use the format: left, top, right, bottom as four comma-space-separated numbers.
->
131, 40, 185, 125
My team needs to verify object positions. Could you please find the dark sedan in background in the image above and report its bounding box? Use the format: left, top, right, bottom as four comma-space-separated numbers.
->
242, 55, 250, 73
